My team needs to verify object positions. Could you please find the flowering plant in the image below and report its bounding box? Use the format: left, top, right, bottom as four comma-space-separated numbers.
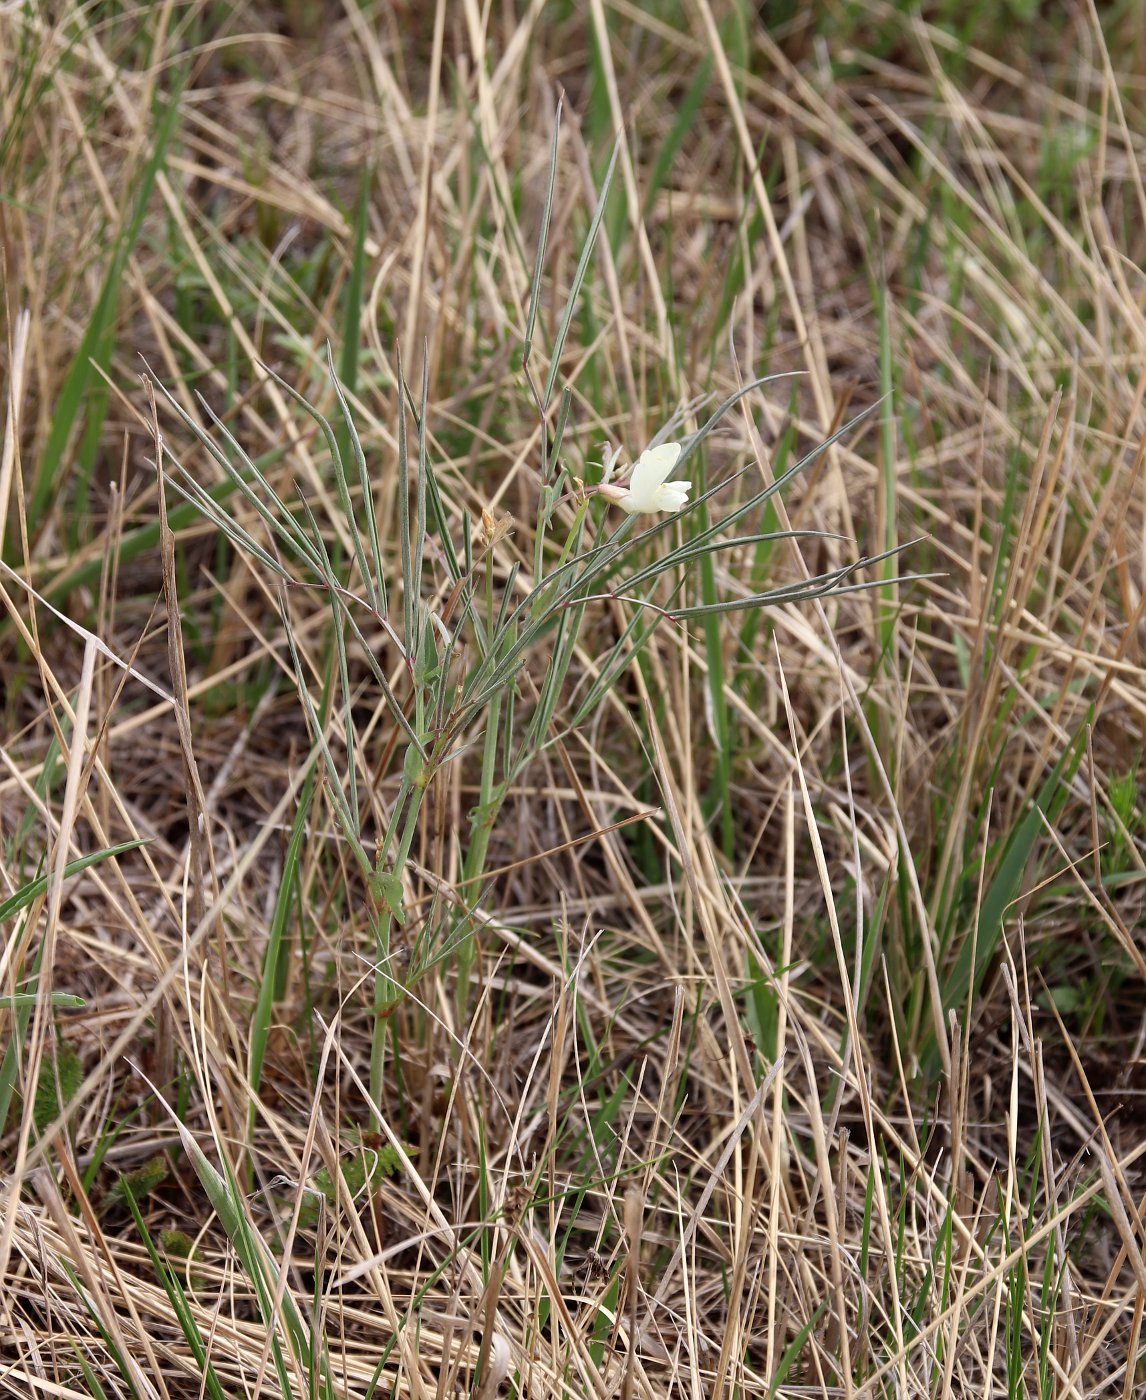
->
596, 441, 692, 515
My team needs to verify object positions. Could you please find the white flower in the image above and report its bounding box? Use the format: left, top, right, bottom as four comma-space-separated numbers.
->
611, 441, 692, 515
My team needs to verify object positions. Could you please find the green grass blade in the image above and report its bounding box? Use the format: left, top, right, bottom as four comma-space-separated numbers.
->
414, 347, 430, 665
524, 100, 562, 374
643, 58, 713, 218
0, 839, 148, 923
259, 358, 375, 604
121, 1186, 229, 1400
248, 757, 320, 1099
875, 274, 898, 649
336, 163, 370, 462
937, 716, 1091, 1061
396, 348, 416, 653
328, 341, 387, 616
31, 78, 185, 536
542, 139, 620, 409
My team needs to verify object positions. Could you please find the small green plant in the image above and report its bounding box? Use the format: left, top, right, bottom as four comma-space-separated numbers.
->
279, 1144, 403, 1230
109, 1155, 169, 1207
33, 1038, 82, 1134
158, 1228, 195, 1259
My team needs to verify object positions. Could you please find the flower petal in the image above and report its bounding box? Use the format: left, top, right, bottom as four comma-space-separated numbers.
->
655, 486, 689, 511
628, 441, 683, 502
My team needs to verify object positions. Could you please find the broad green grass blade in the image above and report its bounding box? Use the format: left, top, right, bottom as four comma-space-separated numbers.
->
0, 992, 85, 1009
767, 1300, 828, 1397
0, 839, 147, 923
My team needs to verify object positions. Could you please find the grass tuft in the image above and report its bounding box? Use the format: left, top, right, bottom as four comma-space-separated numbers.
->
2, 3, 1145, 1396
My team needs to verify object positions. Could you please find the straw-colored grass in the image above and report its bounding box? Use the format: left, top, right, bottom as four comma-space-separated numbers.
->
2, 3, 1145, 1397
